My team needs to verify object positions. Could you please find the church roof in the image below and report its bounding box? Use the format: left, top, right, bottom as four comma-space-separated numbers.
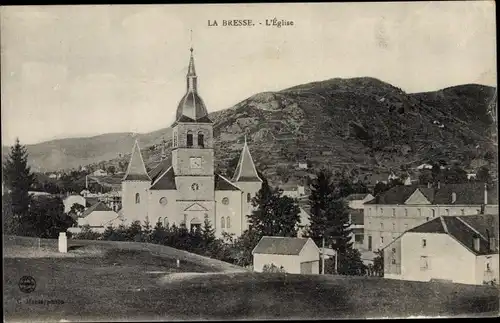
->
148, 158, 171, 184
232, 137, 262, 183
215, 174, 241, 191
122, 139, 151, 182
174, 48, 210, 124
150, 166, 176, 190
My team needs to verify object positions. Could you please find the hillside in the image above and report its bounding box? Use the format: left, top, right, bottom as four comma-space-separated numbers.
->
3, 78, 496, 185
4, 236, 498, 321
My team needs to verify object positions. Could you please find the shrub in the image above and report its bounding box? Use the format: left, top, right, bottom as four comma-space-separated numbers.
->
74, 225, 102, 240
262, 263, 286, 273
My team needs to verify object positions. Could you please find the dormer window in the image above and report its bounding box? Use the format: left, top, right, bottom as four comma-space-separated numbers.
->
197, 132, 204, 148
187, 131, 193, 147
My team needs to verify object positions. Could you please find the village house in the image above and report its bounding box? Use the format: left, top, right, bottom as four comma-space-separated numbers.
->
63, 194, 86, 214
363, 182, 498, 267
383, 214, 498, 285
68, 202, 122, 234
297, 162, 308, 170
92, 169, 108, 177
252, 236, 320, 274
280, 183, 306, 199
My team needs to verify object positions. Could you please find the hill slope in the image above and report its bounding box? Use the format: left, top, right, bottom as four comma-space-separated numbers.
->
3, 78, 496, 184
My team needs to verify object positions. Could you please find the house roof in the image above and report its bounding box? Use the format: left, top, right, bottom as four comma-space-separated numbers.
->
345, 193, 370, 201
408, 214, 499, 256
232, 137, 262, 183
366, 182, 497, 205
81, 202, 112, 218
252, 236, 313, 255
215, 174, 241, 191
122, 139, 151, 182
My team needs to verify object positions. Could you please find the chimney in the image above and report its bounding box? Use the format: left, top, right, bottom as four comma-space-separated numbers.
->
484, 183, 488, 205
451, 192, 456, 204
473, 236, 481, 252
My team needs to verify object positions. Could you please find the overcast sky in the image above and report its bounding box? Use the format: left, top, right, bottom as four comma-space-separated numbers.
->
1, 2, 496, 145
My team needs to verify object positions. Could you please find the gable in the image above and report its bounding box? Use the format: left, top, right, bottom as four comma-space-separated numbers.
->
299, 238, 320, 256
184, 203, 208, 212
404, 189, 431, 205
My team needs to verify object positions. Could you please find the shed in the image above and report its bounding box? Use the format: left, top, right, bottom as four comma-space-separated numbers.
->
252, 236, 320, 274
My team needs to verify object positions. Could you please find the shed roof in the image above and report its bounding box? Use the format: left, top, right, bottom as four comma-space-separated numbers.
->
252, 236, 314, 255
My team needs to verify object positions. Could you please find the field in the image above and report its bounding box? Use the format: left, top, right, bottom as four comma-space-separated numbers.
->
3, 235, 499, 321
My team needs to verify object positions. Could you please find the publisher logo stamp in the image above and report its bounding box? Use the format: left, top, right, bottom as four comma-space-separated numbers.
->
18, 276, 36, 293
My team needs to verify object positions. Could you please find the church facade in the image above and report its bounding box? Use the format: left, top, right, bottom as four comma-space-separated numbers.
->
120, 48, 262, 237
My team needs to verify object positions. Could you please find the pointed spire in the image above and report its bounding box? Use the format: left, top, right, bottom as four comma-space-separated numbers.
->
186, 47, 197, 92
123, 139, 150, 181
232, 136, 262, 183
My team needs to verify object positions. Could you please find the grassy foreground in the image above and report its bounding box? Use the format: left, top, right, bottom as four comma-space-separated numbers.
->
3, 236, 499, 321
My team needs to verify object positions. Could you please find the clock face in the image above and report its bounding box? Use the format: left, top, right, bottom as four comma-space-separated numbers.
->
190, 157, 202, 169
191, 183, 199, 191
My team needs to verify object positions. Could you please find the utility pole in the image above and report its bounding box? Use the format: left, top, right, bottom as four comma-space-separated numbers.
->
321, 236, 325, 275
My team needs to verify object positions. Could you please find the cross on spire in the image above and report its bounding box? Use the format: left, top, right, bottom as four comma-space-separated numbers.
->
189, 29, 193, 52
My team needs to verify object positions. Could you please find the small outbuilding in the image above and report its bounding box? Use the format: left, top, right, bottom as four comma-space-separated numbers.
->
252, 236, 320, 274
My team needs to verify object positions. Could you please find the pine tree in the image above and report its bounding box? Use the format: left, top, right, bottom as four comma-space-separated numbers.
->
102, 225, 116, 240
325, 198, 353, 254
307, 168, 335, 246
2, 138, 36, 234
151, 221, 167, 244
127, 220, 143, 241
142, 216, 153, 243
201, 214, 216, 248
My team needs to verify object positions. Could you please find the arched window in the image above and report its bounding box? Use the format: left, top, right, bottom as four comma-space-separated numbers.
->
187, 131, 193, 147
197, 132, 204, 148
431, 209, 436, 217
226, 216, 231, 229
135, 193, 140, 204
164, 217, 169, 227
247, 193, 251, 203
221, 217, 225, 229
158, 217, 162, 225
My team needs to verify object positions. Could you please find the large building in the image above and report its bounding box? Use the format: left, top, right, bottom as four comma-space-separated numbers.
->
383, 214, 498, 285
120, 48, 262, 237
363, 182, 498, 253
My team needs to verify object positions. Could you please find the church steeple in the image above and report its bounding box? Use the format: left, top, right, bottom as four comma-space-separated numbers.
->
123, 139, 151, 181
186, 47, 197, 92
232, 136, 262, 183
175, 47, 209, 122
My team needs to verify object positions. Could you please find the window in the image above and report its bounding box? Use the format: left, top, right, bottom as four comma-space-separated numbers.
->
380, 222, 384, 229
381, 236, 384, 244
422, 239, 427, 247
135, 193, 140, 204
461, 209, 465, 215
158, 217, 162, 225
187, 131, 193, 147
418, 208, 421, 217
392, 208, 396, 217
445, 209, 449, 216
380, 208, 384, 215
392, 223, 396, 231
391, 248, 396, 253
247, 193, 251, 203
164, 217, 169, 227
391, 259, 396, 264
405, 209, 408, 217
197, 132, 204, 148
426, 217, 429, 221
222, 197, 229, 205
477, 209, 481, 214
420, 256, 428, 270
486, 263, 491, 272
221, 217, 225, 229
431, 209, 436, 218
226, 216, 231, 229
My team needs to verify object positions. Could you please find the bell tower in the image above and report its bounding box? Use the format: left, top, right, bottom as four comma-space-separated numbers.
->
171, 47, 215, 231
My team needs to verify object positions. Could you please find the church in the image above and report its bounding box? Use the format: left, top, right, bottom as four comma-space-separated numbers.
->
120, 48, 263, 238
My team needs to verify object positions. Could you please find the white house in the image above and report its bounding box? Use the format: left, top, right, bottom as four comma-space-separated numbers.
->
297, 163, 308, 169
281, 184, 306, 199
63, 194, 86, 214
252, 236, 320, 274
70, 202, 121, 234
92, 169, 108, 177
383, 214, 498, 285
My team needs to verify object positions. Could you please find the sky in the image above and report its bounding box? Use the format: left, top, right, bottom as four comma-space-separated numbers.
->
1, 2, 497, 145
